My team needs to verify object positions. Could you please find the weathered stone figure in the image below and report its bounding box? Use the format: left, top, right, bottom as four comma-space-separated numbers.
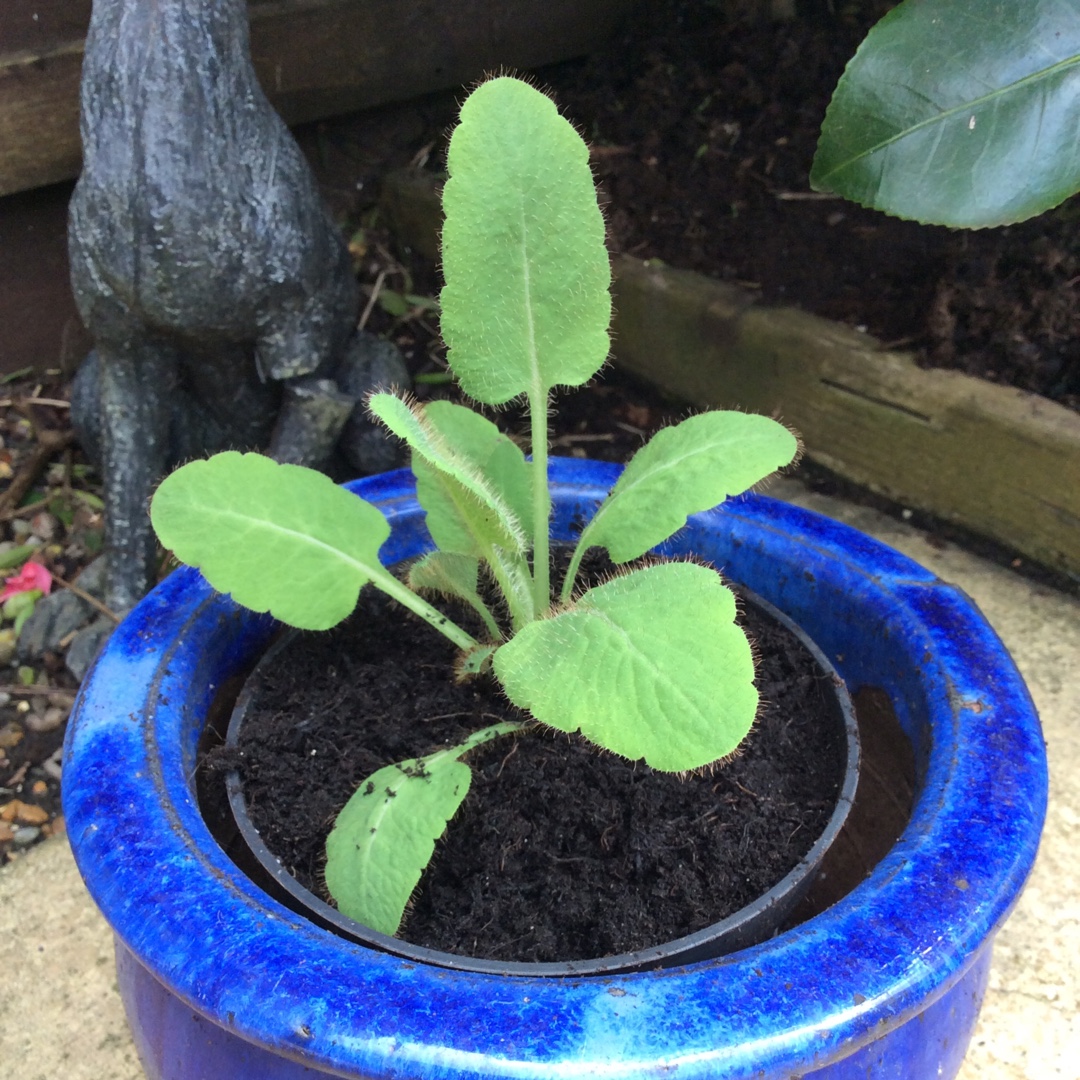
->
69, 0, 404, 613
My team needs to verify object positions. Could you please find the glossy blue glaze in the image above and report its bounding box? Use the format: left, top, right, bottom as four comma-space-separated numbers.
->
64, 458, 1047, 1080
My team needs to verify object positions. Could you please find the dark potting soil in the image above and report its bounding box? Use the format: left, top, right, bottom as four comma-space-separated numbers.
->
212, 572, 847, 965
331, 0, 1080, 412
540, 0, 1080, 411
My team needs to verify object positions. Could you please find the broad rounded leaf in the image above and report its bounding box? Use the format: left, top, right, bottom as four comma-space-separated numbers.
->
494, 562, 757, 771
579, 412, 797, 564
441, 76, 612, 403
150, 451, 390, 630
811, 0, 1080, 226
325, 752, 473, 935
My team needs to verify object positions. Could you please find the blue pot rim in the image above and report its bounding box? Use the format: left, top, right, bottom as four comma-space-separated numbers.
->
63, 457, 1047, 1080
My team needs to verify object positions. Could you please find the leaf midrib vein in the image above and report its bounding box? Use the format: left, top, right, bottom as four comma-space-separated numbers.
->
821, 52, 1080, 179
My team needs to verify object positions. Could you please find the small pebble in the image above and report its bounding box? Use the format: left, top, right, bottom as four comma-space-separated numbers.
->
12, 825, 41, 848
2, 799, 45, 824
30, 512, 59, 542
0, 722, 22, 749
31, 779, 47, 796
0, 821, 13, 842
25, 706, 67, 733
41, 748, 63, 781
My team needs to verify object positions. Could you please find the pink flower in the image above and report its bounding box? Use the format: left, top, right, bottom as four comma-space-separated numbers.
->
0, 561, 53, 602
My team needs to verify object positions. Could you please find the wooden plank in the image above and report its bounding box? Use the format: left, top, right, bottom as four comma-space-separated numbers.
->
377, 170, 1080, 577
0, 44, 84, 196
610, 255, 1080, 579
0, 0, 639, 197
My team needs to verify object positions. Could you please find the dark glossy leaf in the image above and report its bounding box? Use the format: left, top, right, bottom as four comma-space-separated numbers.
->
811, 0, 1080, 227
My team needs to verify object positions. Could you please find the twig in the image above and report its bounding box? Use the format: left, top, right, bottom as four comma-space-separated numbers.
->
0, 498, 51, 525
357, 269, 387, 332
774, 191, 841, 201
549, 432, 616, 447
0, 685, 77, 705
0, 397, 71, 409
0, 428, 75, 516
50, 572, 121, 624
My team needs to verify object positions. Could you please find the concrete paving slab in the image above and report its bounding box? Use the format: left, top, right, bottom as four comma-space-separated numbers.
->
0, 479, 1075, 1078
769, 480, 1080, 1080
0, 834, 143, 1078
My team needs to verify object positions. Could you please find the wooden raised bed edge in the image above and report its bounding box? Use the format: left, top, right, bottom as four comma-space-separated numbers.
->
382, 168, 1080, 581
0, 0, 639, 197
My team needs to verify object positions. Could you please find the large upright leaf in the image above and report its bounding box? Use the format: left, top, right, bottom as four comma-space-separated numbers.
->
150, 452, 390, 630
493, 563, 757, 772
576, 412, 797, 566
440, 76, 611, 403
811, 0, 1080, 227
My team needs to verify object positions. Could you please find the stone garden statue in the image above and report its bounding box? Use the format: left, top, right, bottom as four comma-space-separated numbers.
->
68, 0, 407, 613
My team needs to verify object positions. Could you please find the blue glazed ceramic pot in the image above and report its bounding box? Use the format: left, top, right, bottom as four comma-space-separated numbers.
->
64, 458, 1047, 1080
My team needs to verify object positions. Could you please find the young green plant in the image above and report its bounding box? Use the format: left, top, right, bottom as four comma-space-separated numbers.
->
151, 76, 798, 937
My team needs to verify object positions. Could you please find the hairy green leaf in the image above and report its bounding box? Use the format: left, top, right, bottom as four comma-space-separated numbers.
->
324, 722, 521, 935
811, 0, 1080, 226
407, 551, 502, 641
494, 563, 757, 771
440, 76, 611, 403
370, 394, 530, 555
150, 452, 390, 630
568, 413, 796, 593
325, 753, 472, 935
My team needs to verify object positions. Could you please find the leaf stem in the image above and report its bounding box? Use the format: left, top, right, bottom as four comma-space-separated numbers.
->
369, 565, 480, 653
434, 719, 527, 764
529, 389, 552, 613
559, 537, 590, 605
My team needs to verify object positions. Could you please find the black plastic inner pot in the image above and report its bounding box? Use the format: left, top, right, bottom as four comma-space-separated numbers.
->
221, 586, 859, 977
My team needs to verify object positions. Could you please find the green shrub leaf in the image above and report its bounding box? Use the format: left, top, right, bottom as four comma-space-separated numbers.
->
575, 412, 797, 570
325, 722, 521, 935
440, 76, 612, 403
494, 563, 757, 771
150, 452, 391, 630
811, 0, 1080, 226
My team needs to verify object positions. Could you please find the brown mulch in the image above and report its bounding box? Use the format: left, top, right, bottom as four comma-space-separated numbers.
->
0, 373, 106, 864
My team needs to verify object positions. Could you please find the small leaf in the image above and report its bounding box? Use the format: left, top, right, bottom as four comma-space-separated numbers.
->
0, 544, 39, 571
811, 0, 1080, 226
3, 589, 41, 628
378, 290, 412, 318
494, 562, 757, 771
150, 452, 391, 631
369, 394, 530, 555
440, 77, 611, 404
326, 753, 472, 935
569, 413, 796, 585
408, 551, 502, 641
324, 722, 521, 935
